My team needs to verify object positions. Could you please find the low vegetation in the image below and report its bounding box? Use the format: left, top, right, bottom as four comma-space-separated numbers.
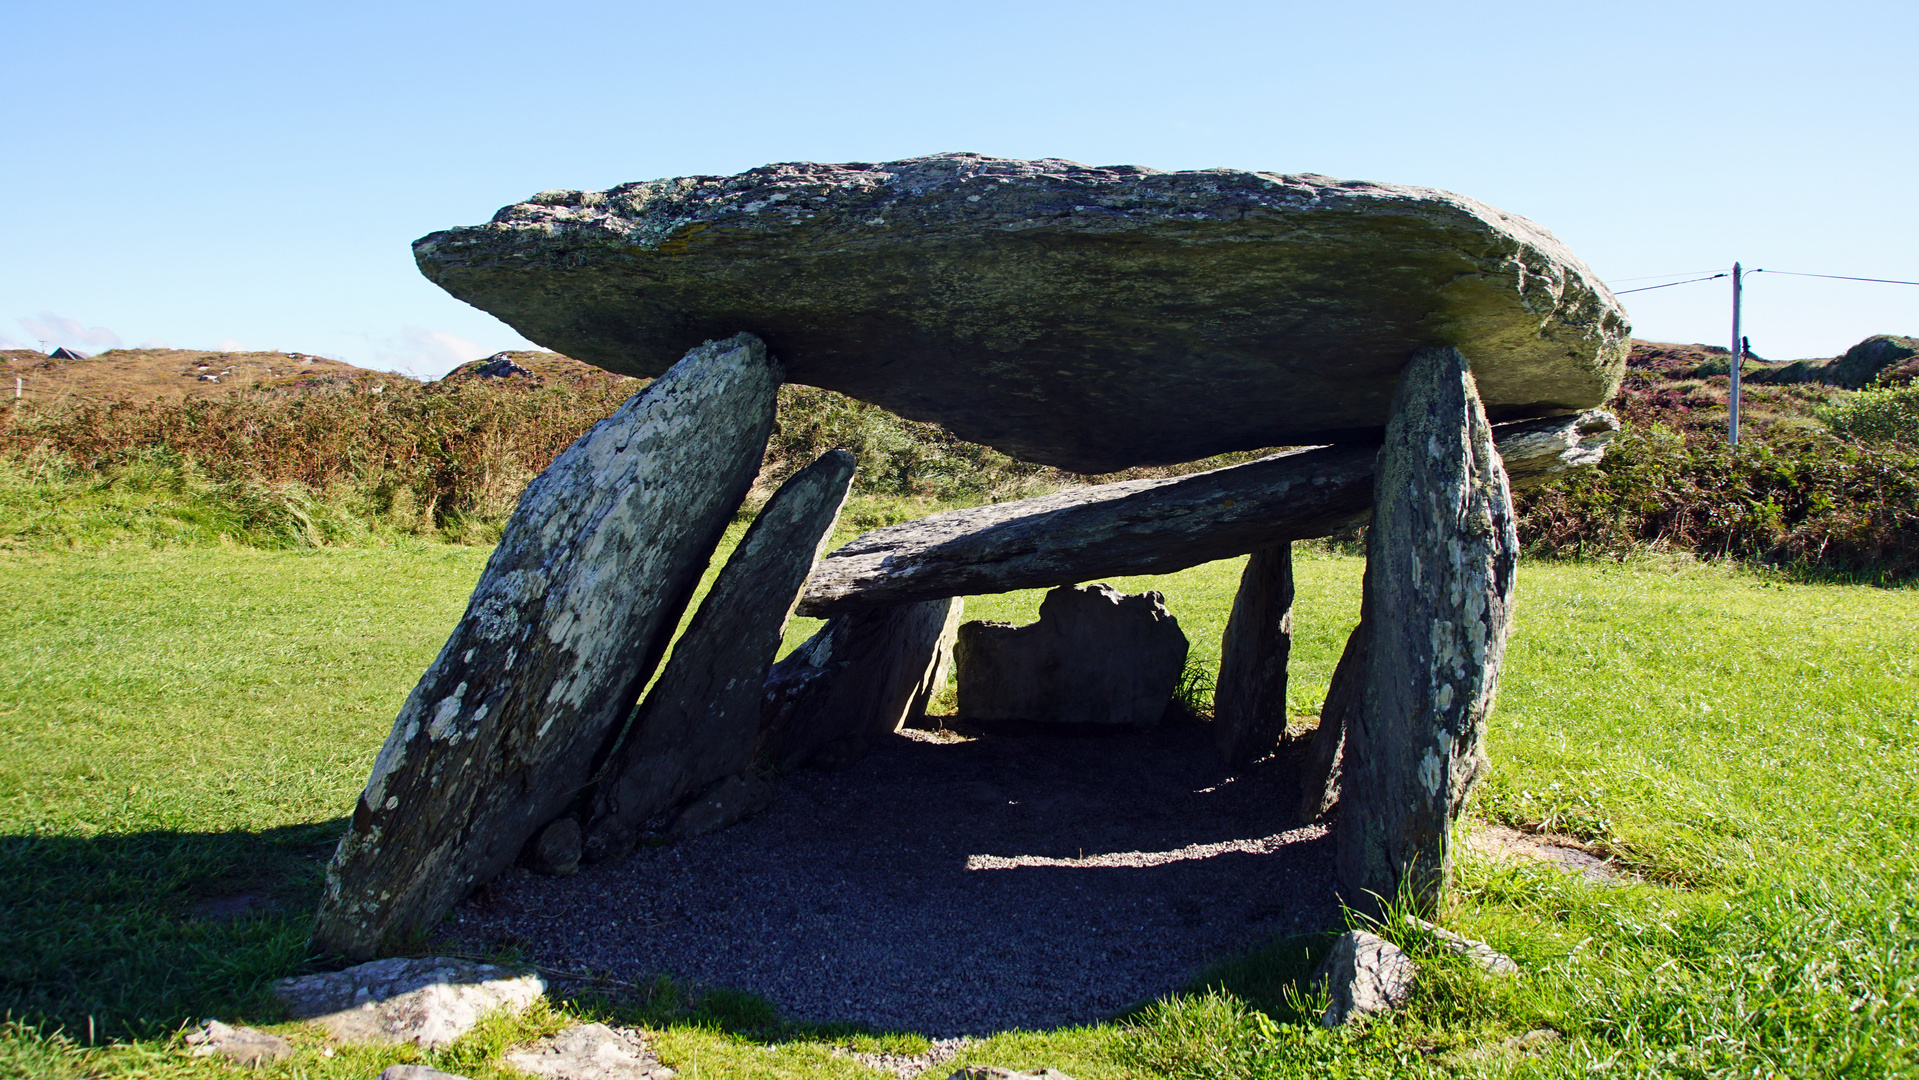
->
2, 542, 1915, 1077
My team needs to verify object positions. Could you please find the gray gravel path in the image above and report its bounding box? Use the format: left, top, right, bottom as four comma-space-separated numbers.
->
438, 722, 1339, 1036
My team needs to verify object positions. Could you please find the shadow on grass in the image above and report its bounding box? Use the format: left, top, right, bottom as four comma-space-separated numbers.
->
0, 819, 343, 1041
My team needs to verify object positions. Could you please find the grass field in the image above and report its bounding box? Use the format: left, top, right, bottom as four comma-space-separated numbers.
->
2, 532, 1916, 1077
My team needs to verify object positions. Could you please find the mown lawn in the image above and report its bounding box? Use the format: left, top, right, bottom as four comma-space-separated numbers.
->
2, 534, 1916, 1078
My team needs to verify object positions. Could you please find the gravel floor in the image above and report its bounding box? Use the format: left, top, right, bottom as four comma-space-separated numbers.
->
439, 721, 1340, 1036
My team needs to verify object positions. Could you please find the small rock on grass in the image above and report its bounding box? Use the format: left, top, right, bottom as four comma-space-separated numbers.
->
380, 1066, 473, 1080
946, 1069, 1074, 1080
184, 1020, 293, 1067
1313, 930, 1416, 1027
275, 956, 544, 1048
1403, 916, 1520, 974
504, 1022, 677, 1080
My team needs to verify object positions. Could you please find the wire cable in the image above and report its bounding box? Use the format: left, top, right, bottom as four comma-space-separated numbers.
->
1606, 270, 1728, 283
1613, 273, 1729, 295
1749, 269, 1919, 287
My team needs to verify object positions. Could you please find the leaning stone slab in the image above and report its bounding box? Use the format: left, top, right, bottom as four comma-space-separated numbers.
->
1297, 602, 1367, 821
1338, 347, 1519, 918
954, 584, 1188, 727
586, 450, 855, 856
313, 334, 779, 960
1314, 930, 1416, 1027
760, 597, 963, 768
796, 411, 1615, 618
505, 1022, 678, 1080
275, 957, 545, 1048
1213, 542, 1293, 767
416, 154, 1627, 473
184, 1020, 293, 1067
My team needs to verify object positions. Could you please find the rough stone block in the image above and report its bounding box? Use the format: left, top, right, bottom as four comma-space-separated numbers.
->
275, 957, 544, 1048
955, 584, 1188, 727
1314, 929, 1416, 1027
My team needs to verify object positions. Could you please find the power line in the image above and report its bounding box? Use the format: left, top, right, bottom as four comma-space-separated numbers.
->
1606, 270, 1728, 283
1613, 273, 1729, 295
1749, 269, 1919, 287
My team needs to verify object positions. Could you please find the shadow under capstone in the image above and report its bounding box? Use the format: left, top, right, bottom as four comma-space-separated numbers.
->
434, 721, 1339, 1037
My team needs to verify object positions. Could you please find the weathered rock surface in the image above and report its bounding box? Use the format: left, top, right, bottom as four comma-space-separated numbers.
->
1213, 543, 1293, 767
1403, 916, 1520, 975
760, 598, 963, 768
798, 411, 1613, 617
954, 585, 1188, 727
313, 334, 778, 960
275, 957, 545, 1048
665, 771, 774, 839
379, 1067, 472, 1080
1338, 347, 1518, 917
504, 1022, 678, 1080
184, 1020, 293, 1067
526, 817, 582, 876
585, 450, 854, 856
1314, 930, 1416, 1027
416, 153, 1628, 473
946, 1069, 1075, 1080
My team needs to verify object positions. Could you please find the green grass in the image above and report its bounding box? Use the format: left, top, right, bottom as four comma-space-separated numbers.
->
2, 541, 1917, 1077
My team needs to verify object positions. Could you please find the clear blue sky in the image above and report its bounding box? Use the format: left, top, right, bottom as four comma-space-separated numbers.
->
4, 0, 1914, 377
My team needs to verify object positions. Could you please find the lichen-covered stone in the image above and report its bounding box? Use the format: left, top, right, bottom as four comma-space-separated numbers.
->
415, 153, 1628, 473
586, 450, 854, 854
275, 957, 545, 1047
1337, 346, 1518, 917
798, 411, 1612, 617
313, 334, 778, 960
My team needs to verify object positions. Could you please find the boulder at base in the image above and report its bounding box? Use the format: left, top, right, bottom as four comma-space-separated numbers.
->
275, 957, 545, 1047
313, 334, 779, 960
415, 153, 1629, 473
955, 584, 1188, 726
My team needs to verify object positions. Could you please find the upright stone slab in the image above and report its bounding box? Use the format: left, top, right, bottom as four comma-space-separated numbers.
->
1214, 542, 1294, 767
760, 597, 964, 768
313, 334, 779, 960
585, 450, 856, 857
954, 584, 1189, 727
1337, 346, 1518, 917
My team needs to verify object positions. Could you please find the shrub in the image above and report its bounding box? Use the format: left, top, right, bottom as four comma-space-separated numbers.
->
1816, 383, 1919, 444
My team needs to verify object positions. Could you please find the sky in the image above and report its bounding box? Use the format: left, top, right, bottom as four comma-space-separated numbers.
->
3, 0, 1914, 378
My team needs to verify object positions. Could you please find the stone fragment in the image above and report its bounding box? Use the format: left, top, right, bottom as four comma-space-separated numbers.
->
1314, 930, 1416, 1027
1213, 542, 1293, 767
1403, 916, 1520, 975
954, 584, 1188, 727
184, 1020, 293, 1067
945, 1069, 1074, 1080
525, 817, 582, 876
797, 411, 1614, 618
416, 154, 1628, 473
505, 1022, 678, 1080
760, 597, 963, 768
379, 1067, 472, 1080
313, 334, 779, 960
586, 450, 855, 851
665, 772, 775, 840
274, 957, 545, 1048
1338, 347, 1519, 918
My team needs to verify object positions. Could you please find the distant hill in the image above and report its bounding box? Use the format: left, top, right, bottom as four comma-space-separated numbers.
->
439, 350, 640, 389
0, 348, 387, 403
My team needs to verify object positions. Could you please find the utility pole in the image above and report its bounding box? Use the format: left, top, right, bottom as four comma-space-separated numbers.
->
1729, 262, 1743, 446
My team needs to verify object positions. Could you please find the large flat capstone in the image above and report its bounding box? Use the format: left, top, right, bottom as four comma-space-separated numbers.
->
415, 153, 1629, 473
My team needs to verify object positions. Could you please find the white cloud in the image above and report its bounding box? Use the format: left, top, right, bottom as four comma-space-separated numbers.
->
140, 337, 173, 349
18, 313, 123, 353
215, 338, 246, 352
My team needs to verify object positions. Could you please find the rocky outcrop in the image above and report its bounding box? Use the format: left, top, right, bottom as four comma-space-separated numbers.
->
798, 411, 1614, 618
954, 585, 1188, 727
585, 450, 855, 858
1213, 543, 1294, 766
184, 1021, 293, 1067
274, 957, 545, 1047
1338, 347, 1518, 918
1314, 930, 1416, 1027
415, 154, 1628, 472
760, 598, 964, 768
312, 334, 779, 961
